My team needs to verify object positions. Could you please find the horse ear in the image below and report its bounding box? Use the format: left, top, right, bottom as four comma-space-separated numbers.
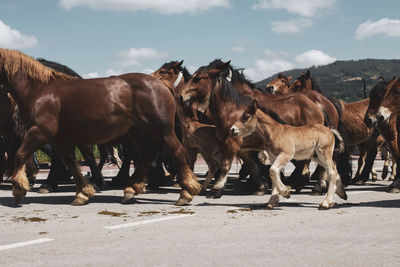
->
248, 99, 257, 115
175, 60, 184, 68
305, 70, 310, 79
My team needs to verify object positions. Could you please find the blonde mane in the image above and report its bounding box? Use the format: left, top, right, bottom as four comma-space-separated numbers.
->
0, 49, 76, 83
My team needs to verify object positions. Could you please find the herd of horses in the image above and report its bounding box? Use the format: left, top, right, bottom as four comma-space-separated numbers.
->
0, 48, 399, 210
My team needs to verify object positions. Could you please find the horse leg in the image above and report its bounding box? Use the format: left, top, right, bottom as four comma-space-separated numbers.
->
77, 144, 104, 191
122, 139, 158, 203
287, 160, 310, 193
52, 144, 95, 205
380, 144, 390, 180
353, 143, 367, 182
11, 126, 49, 204
112, 143, 132, 187
161, 133, 201, 205
269, 153, 291, 200
355, 137, 378, 185
319, 160, 339, 210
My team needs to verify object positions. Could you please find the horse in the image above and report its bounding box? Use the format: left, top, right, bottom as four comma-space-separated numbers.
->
152, 61, 227, 192
365, 77, 400, 192
180, 60, 328, 197
0, 48, 201, 206
268, 71, 353, 191
230, 100, 347, 209
0, 58, 104, 193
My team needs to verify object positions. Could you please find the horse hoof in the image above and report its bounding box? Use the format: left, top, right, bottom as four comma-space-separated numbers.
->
37, 185, 54, 194
14, 191, 26, 206
211, 187, 224, 199
122, 192, 134, 203
318, 202, 335, 210
266, 204, 274, 210
175, 197, 191, 206
388, 187, 400, 193
354, 179, 366, 185
281, 189, 291, 199
335, 184, 348, 200
70, 198, 87, 206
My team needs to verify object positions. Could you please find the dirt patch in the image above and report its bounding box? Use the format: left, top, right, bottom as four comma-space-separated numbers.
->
167, 208, 195, 215
12, 216, 47, 222
138, 211, 161, 217
72, 216, 79, 218
39, 232, 48, 235
98, 210, 127, 217
227, 210, 237, 214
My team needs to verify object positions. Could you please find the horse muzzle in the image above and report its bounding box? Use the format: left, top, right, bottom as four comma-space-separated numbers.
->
364, 116, 377, 128
230, 126, 240, 136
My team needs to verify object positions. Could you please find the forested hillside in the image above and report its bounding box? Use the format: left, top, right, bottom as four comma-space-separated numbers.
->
255, 59, 400, 102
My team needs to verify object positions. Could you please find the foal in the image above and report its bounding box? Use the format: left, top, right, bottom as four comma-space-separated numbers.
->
230, 100, 347, 209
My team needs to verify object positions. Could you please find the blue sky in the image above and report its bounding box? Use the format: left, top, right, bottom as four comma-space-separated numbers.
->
1, 0, 400, 81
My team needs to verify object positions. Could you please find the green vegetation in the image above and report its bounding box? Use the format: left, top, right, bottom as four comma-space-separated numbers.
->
255, 59, 400, 102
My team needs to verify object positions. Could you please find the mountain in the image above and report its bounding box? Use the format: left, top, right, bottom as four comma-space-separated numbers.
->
255, 59, 400, 102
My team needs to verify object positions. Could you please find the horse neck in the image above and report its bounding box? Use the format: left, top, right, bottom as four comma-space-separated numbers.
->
255, 109, 280, 137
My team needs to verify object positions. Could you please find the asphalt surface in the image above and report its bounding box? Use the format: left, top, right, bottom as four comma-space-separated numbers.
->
0, 160, 399, 267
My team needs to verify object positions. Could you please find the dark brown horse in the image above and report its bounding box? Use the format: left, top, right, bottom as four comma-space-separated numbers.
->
0, 49, 201, 205
365, 77, 400, 192
180, 60, 327, 197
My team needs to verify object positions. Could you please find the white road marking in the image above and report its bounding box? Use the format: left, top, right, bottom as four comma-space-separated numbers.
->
347, 191, 370, 195
0, 238, 53, 252
105, 214, 195, 230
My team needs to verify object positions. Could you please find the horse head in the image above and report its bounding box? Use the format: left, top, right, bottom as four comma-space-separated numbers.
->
364, 77, 389, 127
373, 77, 400, 124
266, 73, 291, 94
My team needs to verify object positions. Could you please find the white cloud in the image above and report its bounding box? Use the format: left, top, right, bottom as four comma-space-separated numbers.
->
0, 20, 38, 49
252, 0, 337, 17
271, 18, 313, 33
244, 49, 336, 81
186, 65, 198, 74
105, 68, 122, 76
355, 18, 400, 41
59, 0, 230, 14
295, 50, 336, 67
244, 59, 295, 81
84, 72, 99, 78
232, 46, 246, 52
116, 47, 169, 68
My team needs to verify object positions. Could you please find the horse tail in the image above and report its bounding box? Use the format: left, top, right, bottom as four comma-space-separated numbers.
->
331, 128, 344, 153
317, 103, 331, 127
330, 98, 353, 186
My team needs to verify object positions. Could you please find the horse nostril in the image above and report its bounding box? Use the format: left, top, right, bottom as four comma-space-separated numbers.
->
377, 114, 384, 122
230, 128, 237, 136
365, 118, 372, 127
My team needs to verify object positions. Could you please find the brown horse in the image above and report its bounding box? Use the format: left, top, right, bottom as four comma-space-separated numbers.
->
0, 49, 201, 206
152, 61, 227, 192
365, 77, 400, 192
230, 100, 347, 209
180, 60, 328, 197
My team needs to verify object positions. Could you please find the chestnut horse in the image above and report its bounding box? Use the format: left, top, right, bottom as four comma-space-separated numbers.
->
0, 49, 201, 205
180, 60, 327, 197
268, 71, 353, 190
230, 100, 347, 209
365, 77, 400, 192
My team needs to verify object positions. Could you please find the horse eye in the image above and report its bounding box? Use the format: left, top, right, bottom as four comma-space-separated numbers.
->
242, 115, 249, 121
160, 70, 168, 74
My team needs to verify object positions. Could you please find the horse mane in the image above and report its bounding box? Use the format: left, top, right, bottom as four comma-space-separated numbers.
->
0, 49, 76, 84
37, 58, 82, 79
369, 79, 387, 98
258, 106, 287, 125
161, 61, 192, 82
219, 77, 252, 107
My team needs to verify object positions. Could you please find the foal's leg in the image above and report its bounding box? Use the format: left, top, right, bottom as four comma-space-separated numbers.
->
269, 153, 291, 199
318, 159, 339, 210
52, 144, 95, 205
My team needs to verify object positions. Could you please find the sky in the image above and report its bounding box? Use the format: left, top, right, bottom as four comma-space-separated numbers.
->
0, 0, 400, 82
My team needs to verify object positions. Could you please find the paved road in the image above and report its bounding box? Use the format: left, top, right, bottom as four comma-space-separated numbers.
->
0, 160, 399, 266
